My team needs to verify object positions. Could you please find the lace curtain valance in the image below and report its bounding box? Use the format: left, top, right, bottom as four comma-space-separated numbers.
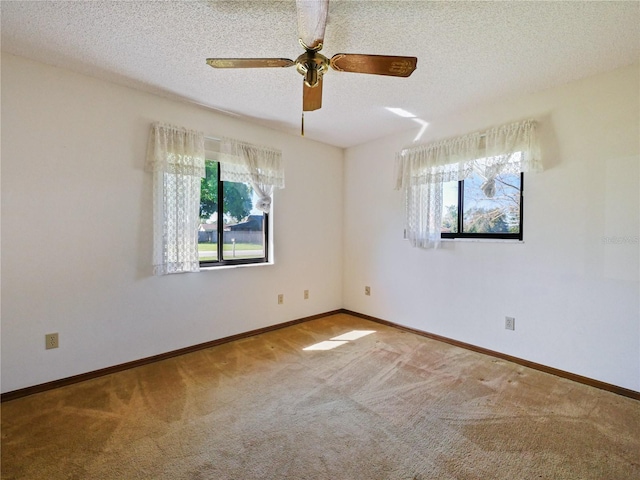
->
395, 119, 542, 188
219, 137, 284, 187
394, 119, 542, 249
219, 137, 285, 213
146, 122, 206, 177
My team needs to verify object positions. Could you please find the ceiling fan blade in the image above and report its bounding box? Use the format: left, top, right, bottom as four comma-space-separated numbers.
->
303, 76, 323, 112
206, 58, 295, 68
296, 0, 329, 50
330, 54, 417, 77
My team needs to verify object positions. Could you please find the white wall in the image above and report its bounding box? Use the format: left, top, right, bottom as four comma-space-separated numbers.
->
1, 54, 344, 393
2, 54, 638, 395
343, 64, 640, 391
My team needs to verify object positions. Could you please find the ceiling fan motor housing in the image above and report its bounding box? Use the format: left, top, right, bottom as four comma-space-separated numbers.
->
295, 51, 329, 88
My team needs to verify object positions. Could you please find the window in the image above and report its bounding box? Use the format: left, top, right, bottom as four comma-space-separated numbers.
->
198, 160, 268, 266
395, 119, 541, 249
147, 126, 281, 274
441, 159, 523, 240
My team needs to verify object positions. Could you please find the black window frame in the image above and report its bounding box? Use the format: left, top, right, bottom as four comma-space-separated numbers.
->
199, 161, 269, 267
441, 172, 524, 241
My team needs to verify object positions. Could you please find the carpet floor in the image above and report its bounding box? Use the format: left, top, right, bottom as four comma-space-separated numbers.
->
2, 313, 639, 479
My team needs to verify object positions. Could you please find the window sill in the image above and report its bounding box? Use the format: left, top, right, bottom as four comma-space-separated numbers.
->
199, 261, 274, 271
441, 238, 524, 244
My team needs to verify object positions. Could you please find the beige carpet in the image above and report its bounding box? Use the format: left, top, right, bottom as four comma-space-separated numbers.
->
2, 313, 639, 479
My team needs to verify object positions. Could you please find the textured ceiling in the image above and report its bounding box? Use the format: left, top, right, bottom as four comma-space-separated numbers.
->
2, 1, 639, 148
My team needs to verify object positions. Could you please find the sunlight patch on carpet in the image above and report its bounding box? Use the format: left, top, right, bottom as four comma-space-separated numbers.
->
331, 330, 376, 341
303, 330, 376, 351
303, 340, 349, 351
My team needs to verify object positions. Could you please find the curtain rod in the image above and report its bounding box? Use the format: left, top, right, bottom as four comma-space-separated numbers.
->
205, 135, 221, 142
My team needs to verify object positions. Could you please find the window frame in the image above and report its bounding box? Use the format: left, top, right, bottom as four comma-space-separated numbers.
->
441, 172, 524, 241
199, 161, 269, 268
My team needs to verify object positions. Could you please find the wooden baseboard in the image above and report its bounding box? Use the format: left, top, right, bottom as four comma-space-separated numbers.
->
3, 308, 638, 402
1, 310, 343, 403
342, 309, 640, 401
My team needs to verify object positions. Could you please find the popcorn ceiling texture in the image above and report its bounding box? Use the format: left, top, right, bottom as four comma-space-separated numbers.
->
1, 0, 639, 147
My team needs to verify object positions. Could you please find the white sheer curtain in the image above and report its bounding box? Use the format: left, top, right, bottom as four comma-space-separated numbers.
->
395, 119, 542, 249
218, 137, 285, 213
146, 123, 205, 275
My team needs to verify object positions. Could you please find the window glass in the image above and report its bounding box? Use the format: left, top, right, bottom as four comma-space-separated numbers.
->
462, 171, 521, 234
199, 161, 219, 262
441, 180, 459, 234
198, 160, 268, 266
440, 157, 523, 239
222, 181, 265, 261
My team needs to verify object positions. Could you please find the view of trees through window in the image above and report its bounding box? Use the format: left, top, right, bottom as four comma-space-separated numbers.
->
442, 166, 522, 238
199, 160, 266, 264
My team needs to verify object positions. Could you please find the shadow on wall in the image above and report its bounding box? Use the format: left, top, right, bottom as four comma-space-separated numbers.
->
538, 113, 561, 171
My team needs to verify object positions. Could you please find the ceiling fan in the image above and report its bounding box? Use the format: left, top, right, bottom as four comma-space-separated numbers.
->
206, 0, 417, 133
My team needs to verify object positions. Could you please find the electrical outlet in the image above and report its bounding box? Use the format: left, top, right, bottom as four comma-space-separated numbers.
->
45, 333, 59, 349
278, 294, 284, 305
365, 286, 371, 296
304, 290, 309, 300
505, 316, 515, 331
